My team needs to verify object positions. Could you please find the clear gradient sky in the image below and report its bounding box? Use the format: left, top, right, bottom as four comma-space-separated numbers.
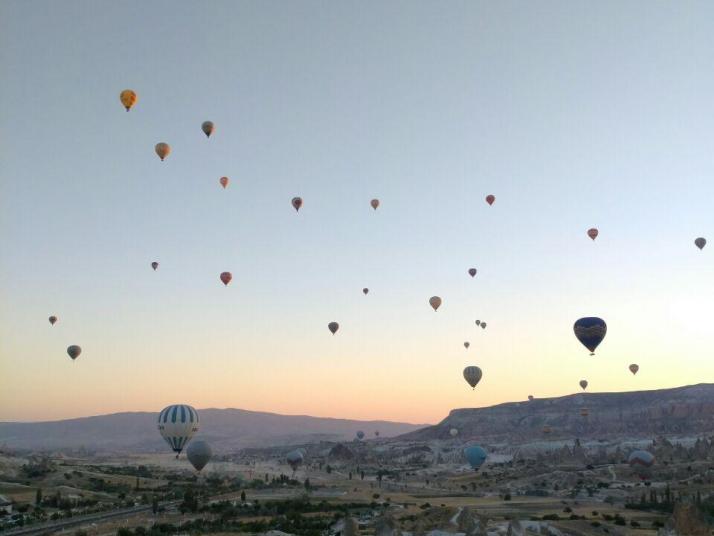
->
1, 1, 713, 424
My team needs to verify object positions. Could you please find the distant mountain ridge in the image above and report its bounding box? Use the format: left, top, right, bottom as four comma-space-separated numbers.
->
0, 408, 426, 453
399, 383, 714, 443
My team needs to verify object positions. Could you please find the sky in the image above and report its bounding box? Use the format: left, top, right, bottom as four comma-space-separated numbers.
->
1, 1, 713, 424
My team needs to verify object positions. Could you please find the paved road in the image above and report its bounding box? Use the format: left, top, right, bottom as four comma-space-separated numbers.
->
2, 501, 179, 536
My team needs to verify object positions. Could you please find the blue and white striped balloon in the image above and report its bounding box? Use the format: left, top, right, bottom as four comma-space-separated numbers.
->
157, 404, 200, 455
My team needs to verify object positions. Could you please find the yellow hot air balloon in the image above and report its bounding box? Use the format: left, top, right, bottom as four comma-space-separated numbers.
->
120, 89, 137, 111
155, 143, 171, 161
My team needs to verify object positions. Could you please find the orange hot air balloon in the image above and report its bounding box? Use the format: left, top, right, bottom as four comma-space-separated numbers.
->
485, 195, 495, 206
629, 364, 639, 375
468, 268, 477, 278
370, 199, 380, 210
220, 272, 232, 286
151, 262, 159, 271
328, 321, 339, 335
119, 89, 137, 111
587, 228, 599, 240
429, 296, 442, 311
49, 316, 58, 326
201, 121, 214, 138
362, 288, 369, 295
155, 143, 171, 161
292, 197, 303, 212
219, 177, 229, 189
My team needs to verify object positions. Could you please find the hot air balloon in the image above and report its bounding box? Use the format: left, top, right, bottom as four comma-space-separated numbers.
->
429, 296, 442, 311
119, 89, 137, 111
628, 450, 655, 480
219, 177, 229, 189
629, 364, 639, 375
186, 440, 212, 472
695, 237, 706, 250
220, 272, 232, 286
374, 430, 380, 437
157, 404, 199, 457
485, 195, 495, 206
67, 345, 81, 360
468, 268, 477, 278
587, 228, 599, 240
328, 322, 339, 335
580, 407, 589, 418
464, 445, 487, 471
573, 317, 607, 355
528, 395, 534, 401
475, 320, 481, 326
579, 380, 588, 390
363, 288, 369, 295
287, 449, 304, 471
463, 366, 482, 389
449, 428, 459, 437
151, 262, 159, 271
356, 430, 365, 440
464, 342, 470, 349
370, 199, 380, 210
292, 197, 303, 212
155, 143, 170, 161
49, 316, 57, 326
481, 322, 487, 329
201, 121, 214, 138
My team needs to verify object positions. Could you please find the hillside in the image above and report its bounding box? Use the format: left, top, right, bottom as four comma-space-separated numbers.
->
399, 383, 714, 442
0, 408, 426, 453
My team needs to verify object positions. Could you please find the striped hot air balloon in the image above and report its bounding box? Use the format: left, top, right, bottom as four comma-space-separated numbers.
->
157, 404, 200, 457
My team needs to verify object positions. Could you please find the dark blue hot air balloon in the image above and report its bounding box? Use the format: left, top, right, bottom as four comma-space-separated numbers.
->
464, 445, 487, 471
573, 317, 607, 355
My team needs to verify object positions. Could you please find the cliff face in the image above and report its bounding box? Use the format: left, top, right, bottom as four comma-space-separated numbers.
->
401, 384, 714, 442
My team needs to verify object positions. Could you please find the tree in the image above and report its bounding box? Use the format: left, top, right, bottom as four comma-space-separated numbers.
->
35, 488, 42, 506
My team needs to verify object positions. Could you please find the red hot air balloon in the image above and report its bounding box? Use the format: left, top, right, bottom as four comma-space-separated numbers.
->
370, 199, 380, 210
587, 228, 599, 240
485, 195, 495, 206
151, 262, 159, 271
220, 272, 232, 286
468, 268, 477, 278
328, 322, 339, 335
219, 177, 229, 189
292, 197, 303, 212
49, 316, 58, 325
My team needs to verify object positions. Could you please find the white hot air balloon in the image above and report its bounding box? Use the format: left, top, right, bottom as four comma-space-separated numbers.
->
157, 404, 200, 457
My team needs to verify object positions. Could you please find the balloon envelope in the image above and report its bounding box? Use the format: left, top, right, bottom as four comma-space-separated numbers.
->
328, 322, 339, 335
485, 195, 495, 205
220, 272, 232, 286
587, 228, 599, 240
186, 440, 212, 472
201, 121, 214, 138
468, 268, 477, 277
475, 320, 480, 326
429, 296, 442, 311
286, 449, 304, 471
573, 317, 607, 354
481, 322, 487, 329
463, 366, 482, 389
119, 89, 137, 111
464, 445, 487, 470
628, 450, 655, 479
151, 262, 158, 271
629, 364, 639, 375
695, 237, 706, 250
464, 341, 470, 349
292, 197, 303, 211
362, 288, 369, 295
157, 405, 199, 455
155, 143, 170, 161
579, 380, 588, 390
67, 345, 81, 360
219, 177, 229, 189
356, 430, 365, 440
370, 199, 380, 210
49, 316, 57, 325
